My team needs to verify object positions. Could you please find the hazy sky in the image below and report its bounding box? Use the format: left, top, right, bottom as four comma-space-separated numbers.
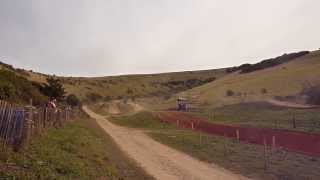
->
0, 0, 319, 76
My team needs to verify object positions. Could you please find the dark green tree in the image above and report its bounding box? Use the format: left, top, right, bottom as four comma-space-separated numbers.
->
41, 77, 66, 100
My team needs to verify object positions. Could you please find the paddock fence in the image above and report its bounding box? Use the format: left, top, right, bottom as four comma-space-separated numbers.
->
0, 100, 73, 151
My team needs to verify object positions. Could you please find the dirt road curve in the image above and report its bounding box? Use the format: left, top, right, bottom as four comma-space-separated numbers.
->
83, 106, 249, 180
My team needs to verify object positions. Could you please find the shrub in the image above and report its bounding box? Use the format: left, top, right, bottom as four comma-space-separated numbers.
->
40, 77, 66, 101
104, 96, 111, 102
302, 86, 320, 105
66, 94, 81, 107
261, 88, 268, 94
226, 90, 235, 96
226, 51, 309, 74
127, 88, 133, 94
86, 93, 102, 102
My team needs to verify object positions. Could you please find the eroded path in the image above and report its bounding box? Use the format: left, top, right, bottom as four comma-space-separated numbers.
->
267, 99, 317, 109
83, 106, 248, 180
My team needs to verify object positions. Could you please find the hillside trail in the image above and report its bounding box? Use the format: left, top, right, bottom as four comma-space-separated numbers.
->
267, 99, 317, 109
83, 106, 249, 180
108, 101, 121, 115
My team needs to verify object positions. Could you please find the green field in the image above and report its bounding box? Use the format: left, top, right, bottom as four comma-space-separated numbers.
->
0, 112, 152, 180
111, 111, 174, 130
159, 50, 320, 109
193, 102, 320, 133
110, 110, 320, 180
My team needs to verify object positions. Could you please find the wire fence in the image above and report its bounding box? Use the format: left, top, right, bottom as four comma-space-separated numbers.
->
158, 111, 320, 157
0, 100, 73, 151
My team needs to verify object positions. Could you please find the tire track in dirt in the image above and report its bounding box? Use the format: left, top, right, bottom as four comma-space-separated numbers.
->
83, 106, 249, 180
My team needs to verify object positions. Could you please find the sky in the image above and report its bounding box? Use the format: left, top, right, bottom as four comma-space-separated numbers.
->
0, 0, 319, 77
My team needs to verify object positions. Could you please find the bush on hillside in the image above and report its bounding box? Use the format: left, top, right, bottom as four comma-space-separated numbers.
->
161, 77, 217, 92
104, 96, 111, 102
302, 85, 320, 105
66, 94, 81, 107
226, 90, 235, 96
40, 77, 66, 101
127, 88, 133, 94
86, 93, 102, 102
226, 51, 309, 74
261, 88, 268, 94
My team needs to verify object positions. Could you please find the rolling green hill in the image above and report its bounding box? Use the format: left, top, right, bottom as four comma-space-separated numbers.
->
0, 61, 226, 102
167, 50, 320, 108
2, 49, 319, 106
61, 69, 226, 101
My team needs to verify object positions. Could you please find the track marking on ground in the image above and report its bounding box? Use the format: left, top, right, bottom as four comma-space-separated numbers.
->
267, 99, 317, 109
83, 106, 249, 180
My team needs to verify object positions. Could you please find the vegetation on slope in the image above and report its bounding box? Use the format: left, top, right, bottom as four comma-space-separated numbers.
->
0, 112, 152, 179
0, 69, 47, 105
1, 59, 227, 102
226, 51, 310, 74
111, 111, 173, 130
61, 69, 226, 102
197, 102, 320, 133
111, 110, 320, 180
168, 50, 320, 108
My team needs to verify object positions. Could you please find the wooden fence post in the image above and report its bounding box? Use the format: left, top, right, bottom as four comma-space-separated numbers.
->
263, 137, 269, 170
22, 107, 33, 146
236, 129, 240, 142
292, 115, 296, 129
223, 133, 228, 157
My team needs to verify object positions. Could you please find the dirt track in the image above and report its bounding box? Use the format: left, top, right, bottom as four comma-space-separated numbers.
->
83, 106, 248, 180
267, 99, 317, 109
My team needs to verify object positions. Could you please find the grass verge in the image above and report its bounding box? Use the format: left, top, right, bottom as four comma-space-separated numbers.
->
197, 102, 320, 133
111, 111, 174, 130
0, 111, 153, 180
113, 110, 320, 180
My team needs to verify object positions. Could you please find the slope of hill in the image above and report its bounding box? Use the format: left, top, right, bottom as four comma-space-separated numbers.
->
61, 69, 226, 101
2, 49, 318, 105
0, 69, 47, 105
166, 50, 320, 108
0, 61, 227, 101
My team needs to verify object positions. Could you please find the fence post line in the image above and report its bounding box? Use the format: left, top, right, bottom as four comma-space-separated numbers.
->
0, 103, 9, 142
263, 137, 269, 170
0, 100, 73, 151
3, 105, 15, 149
292, 115, 296, 129
223, 133, 227, 157
236, 129, 240, 142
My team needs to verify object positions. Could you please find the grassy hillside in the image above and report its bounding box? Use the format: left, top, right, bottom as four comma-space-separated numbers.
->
61, 69, 226, 101
0, 69, 47, 105
2, 49, 319, 105
165, 50, 320, 108
1, 60, 226, 102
